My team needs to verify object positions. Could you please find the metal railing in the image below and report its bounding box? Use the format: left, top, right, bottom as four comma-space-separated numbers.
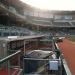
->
0, 50, 23, 75
23, 57, 62, 75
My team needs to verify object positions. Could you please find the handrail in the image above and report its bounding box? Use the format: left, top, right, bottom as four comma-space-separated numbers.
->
24, 58, 60, 61
0, 50, 21, 64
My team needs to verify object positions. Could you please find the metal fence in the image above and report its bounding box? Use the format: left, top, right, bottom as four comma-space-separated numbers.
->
23, 58, 62, 75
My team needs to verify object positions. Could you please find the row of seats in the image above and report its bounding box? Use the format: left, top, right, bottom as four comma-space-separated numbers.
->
31, 20, 52, 25
58, 30, 75, 35
71, 22, 75, 25
0, 24, 36, 36
0, 1, 24, 16
26, 16, 75, 27
53, 22, 71, 27
27, 16, 53, 21
27, 16, 53, 25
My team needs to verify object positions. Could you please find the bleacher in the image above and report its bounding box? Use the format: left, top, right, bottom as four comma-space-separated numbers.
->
0, 0, 8, 8
0, 24, 36, 37
0, 0, 25, 19
71, 22, 75, 26
53, 22, 71, 27
27, 16, 52, 21
26, 16, 53, 26
31, 20, 52, 25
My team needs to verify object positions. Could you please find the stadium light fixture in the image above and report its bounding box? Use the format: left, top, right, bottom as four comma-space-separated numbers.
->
20, 0, 75, 11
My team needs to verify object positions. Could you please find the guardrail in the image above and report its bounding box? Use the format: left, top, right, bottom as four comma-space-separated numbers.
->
0, 50, 21, 64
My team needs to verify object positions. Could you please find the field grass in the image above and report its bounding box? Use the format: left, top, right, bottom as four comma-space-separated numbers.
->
68, 36, 75, 42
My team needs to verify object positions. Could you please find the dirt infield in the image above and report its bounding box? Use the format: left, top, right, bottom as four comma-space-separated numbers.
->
58, 39, 75, 75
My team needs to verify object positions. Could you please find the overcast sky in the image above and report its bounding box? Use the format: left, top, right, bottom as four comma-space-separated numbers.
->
20, 0, 75, 11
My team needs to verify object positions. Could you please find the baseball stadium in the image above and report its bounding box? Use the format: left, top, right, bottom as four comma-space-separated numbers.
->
0, 0, 75, 75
